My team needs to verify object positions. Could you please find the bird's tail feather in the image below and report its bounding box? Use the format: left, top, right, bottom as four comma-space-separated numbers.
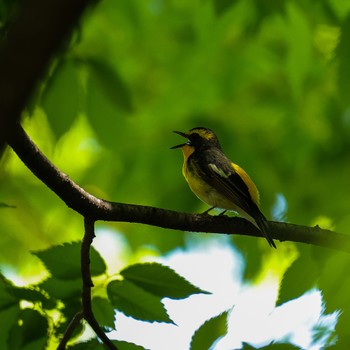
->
253, 213, 276, 248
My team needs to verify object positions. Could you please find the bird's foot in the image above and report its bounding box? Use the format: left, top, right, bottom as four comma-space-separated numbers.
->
202, 206, 216, 215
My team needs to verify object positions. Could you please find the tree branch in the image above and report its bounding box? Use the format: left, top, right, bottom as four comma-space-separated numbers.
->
81, 218, 118, 350
5, 124, 350, 253
57, 311, 83, 350
0, 0, 92, 153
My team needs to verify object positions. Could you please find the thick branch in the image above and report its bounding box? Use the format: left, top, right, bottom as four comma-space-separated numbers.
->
0, 0, 92, 153
6, 125, 350, 253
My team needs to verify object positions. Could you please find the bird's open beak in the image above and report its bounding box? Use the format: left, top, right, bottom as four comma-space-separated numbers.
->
171, 131, 190, 149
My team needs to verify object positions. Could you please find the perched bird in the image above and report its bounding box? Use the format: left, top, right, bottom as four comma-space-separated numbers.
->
171, 127, 276, 248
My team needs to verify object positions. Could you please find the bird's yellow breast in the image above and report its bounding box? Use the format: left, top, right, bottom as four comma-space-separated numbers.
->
181, 151, 238, 210
180, 145, 216, 205
180, 144, 195, 162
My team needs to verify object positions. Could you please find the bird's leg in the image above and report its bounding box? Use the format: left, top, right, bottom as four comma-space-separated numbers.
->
202, 206, 216, 215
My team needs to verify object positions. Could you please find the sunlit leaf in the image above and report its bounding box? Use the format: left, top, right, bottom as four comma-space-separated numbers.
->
107, 280, 173, 323
111, 340, 148, 350
33, 242, 106, 280
0, 275, 18, 310
8, 309, 48, 350
92, 297, 115, 330
120, 262, 210, 299
190, 311, 228, 350
277, 246, 319, 306
68, 339, 146, 350
56, 298, 84, 338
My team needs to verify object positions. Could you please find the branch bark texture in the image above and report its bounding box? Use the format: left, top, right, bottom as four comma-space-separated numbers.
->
6, 125, 350, 253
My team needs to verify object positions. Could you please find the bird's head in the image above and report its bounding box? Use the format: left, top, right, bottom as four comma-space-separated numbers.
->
171, 127, 221, 157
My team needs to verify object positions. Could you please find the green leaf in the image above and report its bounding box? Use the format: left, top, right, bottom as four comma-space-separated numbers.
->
41, 60, 82, 138
312, 322, 337, 349
0, 202, 16, 208
285, 2, 312, 99
260, 343, 302, 349
0, 275, 47, 310
213, 0, 239, 16
38, 277, 81, 300
337, 14, 350, 106
277, 246, 319, 306
8, 309, 48, 350
319, 251, 350, 313
68, 339, 146, 350
32, 241, 107, 280
11, 287, 48, 304
56, 299, 84, 338
86, 68, 126, 148
241, 343, 257, 350
190, 311, 228, 350
120, 262, 210, 299
67, 340, 101, 349
0, 306, 20, 349
0, 276, 18, 310
242, 343, 302, 350
107, 279, 173, 323
92, 297, 115, 330
112, 340, 147, 350
67, 340, 101, 350
87, 58, 133, 114
232, 235, 263, 280
319, 252, 350, 349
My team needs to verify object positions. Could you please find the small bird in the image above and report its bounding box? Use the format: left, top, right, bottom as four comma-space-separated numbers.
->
171, 127, 276, 248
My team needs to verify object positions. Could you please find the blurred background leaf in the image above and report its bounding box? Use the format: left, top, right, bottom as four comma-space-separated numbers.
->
41, 60, 83, 138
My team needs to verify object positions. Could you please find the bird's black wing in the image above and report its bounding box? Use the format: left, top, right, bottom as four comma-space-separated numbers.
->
194, 149, 276, 248
195, 148, 258, 215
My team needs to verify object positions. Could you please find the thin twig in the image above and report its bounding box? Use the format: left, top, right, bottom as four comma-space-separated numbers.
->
82, 218, 118, 350
57, 311, 83, 350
